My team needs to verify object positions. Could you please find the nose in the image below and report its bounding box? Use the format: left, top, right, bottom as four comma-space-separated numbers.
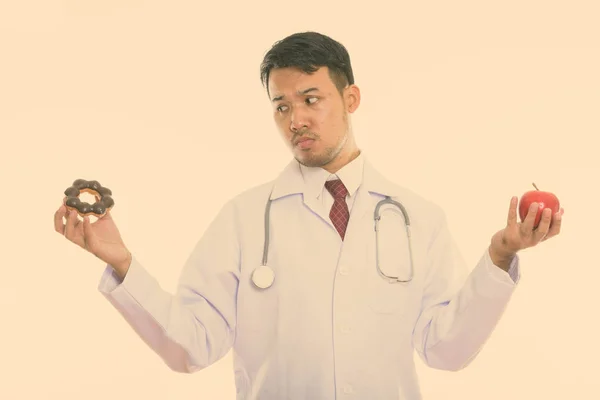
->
289, 105, 310, 132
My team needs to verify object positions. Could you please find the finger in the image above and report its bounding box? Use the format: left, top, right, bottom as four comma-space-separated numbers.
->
54, 205, 67, 234
64, 209, 80, 240
507, 196, 518, 227
533, 207, 553, 242
521, 202, 540, 234
101, 209, 113, 221
543, 208, 564, 241
82, 216, 95, 250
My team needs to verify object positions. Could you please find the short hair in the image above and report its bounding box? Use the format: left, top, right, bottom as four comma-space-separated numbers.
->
260, 31, 355, 95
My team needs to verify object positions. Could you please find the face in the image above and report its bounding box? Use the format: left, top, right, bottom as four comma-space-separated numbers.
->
267, 66, 360, 171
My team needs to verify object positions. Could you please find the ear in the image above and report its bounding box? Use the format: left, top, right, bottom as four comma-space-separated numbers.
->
344, 84, 361, 113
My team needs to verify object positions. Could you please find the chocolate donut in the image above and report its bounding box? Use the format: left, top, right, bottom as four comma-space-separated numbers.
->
63, 179, 115, 217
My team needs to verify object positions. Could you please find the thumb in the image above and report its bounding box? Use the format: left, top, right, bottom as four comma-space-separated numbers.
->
82, 216, 95, 249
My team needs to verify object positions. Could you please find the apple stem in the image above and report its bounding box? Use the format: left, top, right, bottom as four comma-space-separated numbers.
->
532, 182, 539, 190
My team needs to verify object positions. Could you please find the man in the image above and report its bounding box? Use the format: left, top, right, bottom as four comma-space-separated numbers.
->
54, 31, 563, 399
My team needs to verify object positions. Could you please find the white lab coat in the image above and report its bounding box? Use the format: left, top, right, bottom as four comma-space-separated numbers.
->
98, 156, 520, 400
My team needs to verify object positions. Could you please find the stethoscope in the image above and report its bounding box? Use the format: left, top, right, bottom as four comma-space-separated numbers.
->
251, 192, 415, 289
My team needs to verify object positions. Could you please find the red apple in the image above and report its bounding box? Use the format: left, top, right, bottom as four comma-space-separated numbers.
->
518, 183, 560, 228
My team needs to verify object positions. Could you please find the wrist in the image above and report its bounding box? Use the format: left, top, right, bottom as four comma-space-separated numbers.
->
112, 250, 132, 280
488, 244, 516, 272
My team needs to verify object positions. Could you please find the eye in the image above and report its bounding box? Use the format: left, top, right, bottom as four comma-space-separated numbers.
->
276, 105, 288, 112
306, 97, 318, 105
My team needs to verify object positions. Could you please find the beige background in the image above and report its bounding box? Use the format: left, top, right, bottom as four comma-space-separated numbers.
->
1, 1, 599, 399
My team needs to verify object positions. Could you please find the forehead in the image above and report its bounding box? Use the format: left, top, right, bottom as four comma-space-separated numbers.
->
268, 67, 335, 98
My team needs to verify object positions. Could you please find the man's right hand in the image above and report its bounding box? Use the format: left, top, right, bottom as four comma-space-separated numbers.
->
54, 204, 132, 279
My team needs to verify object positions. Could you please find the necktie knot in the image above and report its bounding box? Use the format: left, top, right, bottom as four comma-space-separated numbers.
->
325, 179, 348, 199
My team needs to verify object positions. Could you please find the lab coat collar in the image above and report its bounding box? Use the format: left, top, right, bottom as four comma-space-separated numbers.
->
269, 153, 400, 200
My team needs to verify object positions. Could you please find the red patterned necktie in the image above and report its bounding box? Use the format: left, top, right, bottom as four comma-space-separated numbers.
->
324, 179, 350, 240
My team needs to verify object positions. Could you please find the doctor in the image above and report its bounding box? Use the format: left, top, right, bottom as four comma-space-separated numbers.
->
54, 31, 564, 399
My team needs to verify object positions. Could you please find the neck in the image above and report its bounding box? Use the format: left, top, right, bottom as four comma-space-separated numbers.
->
322, 146, 361, 174
321, 118, 359, 173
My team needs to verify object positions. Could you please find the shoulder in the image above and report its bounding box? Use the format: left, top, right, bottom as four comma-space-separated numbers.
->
215, 172, 281, 217
368, 162, 448, 233
392, 184, 445, 219
224, 159, 298, 209
215, 181, 274, 211
233, 180, 275, 205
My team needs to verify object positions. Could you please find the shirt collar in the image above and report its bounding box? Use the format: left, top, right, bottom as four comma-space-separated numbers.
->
299, 152, 364, 201
269, 151, 399, 200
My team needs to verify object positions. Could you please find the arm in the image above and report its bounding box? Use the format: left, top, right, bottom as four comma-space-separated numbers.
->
97, 200, 241, 373
411, 196, 563, 371
411, 209, 519, 371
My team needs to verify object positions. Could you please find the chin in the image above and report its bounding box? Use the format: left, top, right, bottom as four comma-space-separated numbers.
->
295, 153, 331, 168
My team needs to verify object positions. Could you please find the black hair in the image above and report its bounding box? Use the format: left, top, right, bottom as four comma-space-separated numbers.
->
260, 31, 355, 95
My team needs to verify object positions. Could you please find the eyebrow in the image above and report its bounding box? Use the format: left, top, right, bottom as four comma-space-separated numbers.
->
271, 87, 319, 102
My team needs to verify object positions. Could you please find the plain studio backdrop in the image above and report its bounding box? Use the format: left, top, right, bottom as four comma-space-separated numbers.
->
1, 1, 599, 399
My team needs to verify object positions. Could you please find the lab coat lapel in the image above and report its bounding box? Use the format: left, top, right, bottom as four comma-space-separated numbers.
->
269, 159, 329, 222
269, 160, 303, 200
269, 158, 401, 236
345, 183, 371, 238
362, 159, 401, 199
302, 190, 327, 222
344, 160, 400, 242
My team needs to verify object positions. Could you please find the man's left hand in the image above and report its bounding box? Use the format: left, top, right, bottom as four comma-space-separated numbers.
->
489, 196, 564, 271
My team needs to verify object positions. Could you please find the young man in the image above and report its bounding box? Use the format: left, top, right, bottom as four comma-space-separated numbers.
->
54, 31, 563, 399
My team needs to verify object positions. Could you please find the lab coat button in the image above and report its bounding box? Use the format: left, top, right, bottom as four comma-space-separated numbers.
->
341, 326, 351, 333
343, 385, 353, 394
339, 267, 349, 275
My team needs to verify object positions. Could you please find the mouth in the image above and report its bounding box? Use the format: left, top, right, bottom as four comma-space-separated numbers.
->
294, 137, 316, 150
294, 136, 315, 145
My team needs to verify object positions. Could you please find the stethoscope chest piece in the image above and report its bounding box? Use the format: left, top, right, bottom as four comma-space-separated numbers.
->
251, 265, 275, 289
